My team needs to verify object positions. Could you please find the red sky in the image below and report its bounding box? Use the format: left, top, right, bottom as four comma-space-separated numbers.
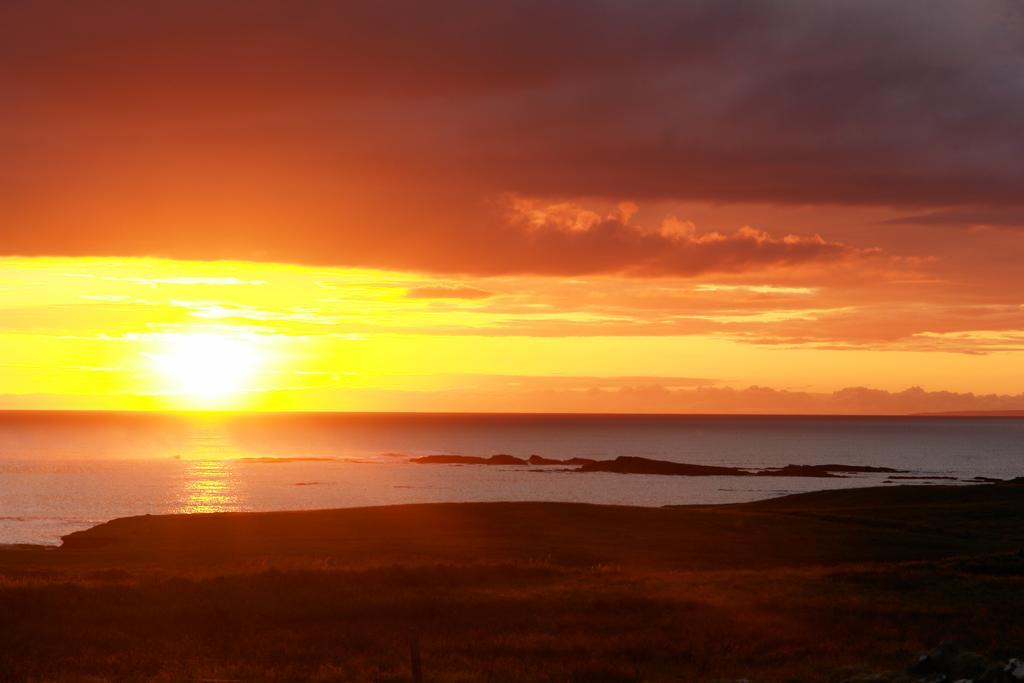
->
2, 1, 1023, 412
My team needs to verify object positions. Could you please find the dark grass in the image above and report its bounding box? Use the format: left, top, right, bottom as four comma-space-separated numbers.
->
1, 482, 1023, 682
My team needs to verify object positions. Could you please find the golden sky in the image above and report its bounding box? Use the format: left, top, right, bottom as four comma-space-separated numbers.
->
2, 2, 1023, 413
2, 252, 1022, 413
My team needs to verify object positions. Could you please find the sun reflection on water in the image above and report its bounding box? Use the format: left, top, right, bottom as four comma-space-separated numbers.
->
177, 423, 245, 514
181, 459, 239, 514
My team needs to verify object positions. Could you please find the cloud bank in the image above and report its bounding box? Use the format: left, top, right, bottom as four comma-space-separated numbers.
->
199, 380, 1024, 415
2, 0, 1022, 272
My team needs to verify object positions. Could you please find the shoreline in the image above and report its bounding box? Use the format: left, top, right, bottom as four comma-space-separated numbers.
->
0, 479, 1017, 566
1, 475, 1013, 552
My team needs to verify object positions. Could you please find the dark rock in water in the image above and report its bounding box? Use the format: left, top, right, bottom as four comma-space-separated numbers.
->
577, 456, 749, 477
758, 464, 906, 477
887, 475, 958, 480
411, 455, 489, 465
416, 454, 915, 479
756, 464, 845, 478
965, 476, 1005, 483
815, 464, 906, 473
574, 458, 909, 477
411, 454, 528, 465
523, 455, 601, 465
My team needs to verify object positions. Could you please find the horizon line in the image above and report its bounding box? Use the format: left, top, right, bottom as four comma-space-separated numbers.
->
0, 408, 1022, 419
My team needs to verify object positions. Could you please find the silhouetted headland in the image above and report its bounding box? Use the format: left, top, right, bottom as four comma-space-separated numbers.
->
2, 481, 1022, 682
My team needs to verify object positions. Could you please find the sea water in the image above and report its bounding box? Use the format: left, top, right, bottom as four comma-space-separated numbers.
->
1, 411, 1022, 545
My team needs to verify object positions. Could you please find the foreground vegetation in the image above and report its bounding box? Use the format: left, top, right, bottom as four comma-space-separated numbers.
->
1, 482, 1022, 682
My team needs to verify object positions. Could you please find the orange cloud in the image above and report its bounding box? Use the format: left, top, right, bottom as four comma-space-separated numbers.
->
435, 198, 873, 276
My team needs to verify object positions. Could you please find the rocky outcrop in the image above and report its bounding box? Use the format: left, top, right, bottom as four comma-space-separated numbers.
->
577, 456, 749, 476
757, 464, 908, 477
812, 464, 905, 473
413, 454, 914, 478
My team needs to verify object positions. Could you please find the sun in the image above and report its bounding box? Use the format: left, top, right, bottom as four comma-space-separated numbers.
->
149, 333, 267, 407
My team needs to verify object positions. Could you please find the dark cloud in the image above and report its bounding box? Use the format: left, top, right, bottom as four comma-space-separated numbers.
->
885, 208, 1024, 229
2, 0, 1022, 269
0, 1, 764, 104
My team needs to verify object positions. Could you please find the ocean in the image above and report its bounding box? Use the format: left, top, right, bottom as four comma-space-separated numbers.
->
1, 411, 1022, 545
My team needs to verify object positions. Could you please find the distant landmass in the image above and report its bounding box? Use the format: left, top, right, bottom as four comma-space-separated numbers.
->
911, 410, 1024, 417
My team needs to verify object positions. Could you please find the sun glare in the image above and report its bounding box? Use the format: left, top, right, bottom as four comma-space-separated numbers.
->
149, 333, 266, 407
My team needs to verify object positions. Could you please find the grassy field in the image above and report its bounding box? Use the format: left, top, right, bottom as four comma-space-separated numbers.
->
1, 482, 1023, 682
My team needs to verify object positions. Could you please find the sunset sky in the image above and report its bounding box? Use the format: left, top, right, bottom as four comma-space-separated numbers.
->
2, 1, 1024, 413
